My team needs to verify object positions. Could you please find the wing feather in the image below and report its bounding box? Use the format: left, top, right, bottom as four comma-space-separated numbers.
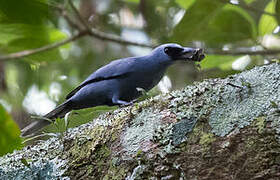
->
66, 58, 135, 99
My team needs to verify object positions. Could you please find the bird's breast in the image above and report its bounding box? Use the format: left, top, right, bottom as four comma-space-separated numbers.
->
119, 68, 166, 101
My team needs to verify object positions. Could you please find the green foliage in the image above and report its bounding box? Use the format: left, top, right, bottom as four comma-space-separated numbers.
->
123, 0, 140, 3
0, 0, 50, 24
258, 0, 278, 36
44, 106, 117, 134
172, 0, 225, 45
0, 0, 68, 62
176, 0, 196, 10
244, 0, 256, 4
173, 0, 256, 46
0, 105, 22, 156
276, 0, 280, 24
200, 55, 237, 70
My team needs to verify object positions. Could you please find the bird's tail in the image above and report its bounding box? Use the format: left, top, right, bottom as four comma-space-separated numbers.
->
21, 101, 72, 137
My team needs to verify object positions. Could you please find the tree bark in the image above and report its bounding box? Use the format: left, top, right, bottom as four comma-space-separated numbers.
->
1, 63, 280, 180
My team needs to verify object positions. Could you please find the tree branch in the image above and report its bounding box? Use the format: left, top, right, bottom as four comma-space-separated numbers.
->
67, 0, 154, 48
228, 2, 277, 17
207, 48, 280, 56
68, 0, 91, 31
88, 28, 154, 48
0, 31, 88, 61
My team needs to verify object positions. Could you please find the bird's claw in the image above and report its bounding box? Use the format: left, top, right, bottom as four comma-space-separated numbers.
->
119, 99, 137, 107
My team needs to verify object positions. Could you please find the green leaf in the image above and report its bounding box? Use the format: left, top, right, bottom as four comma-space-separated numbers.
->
172, 0, 225, 45
258, 0, 278, 36
123, 0, 140, 3
176, 0, 196, 10
172, 1, 255, 46
200, 55, 237, 70
0, 24, 69, 62
0, 0, 68, 62
5, 38, 63, 62
244, 0, 256, 4
44, 106, 116, 134
0, 24, 57, 45
207, 5, 257, 44
0, 104, 22, 156
276, 0, 280, 24
0, 0, 50, 24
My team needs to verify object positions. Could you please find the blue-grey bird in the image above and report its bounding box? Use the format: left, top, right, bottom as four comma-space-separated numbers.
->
21, 43, 205, 136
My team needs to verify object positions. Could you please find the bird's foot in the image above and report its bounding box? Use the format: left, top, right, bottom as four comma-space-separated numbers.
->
119, 100, 136, 107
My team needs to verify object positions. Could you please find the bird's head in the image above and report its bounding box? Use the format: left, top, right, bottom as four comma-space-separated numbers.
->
151, 43, 205, 64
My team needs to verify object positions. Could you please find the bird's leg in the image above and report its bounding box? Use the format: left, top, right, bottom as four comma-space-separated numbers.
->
112, 96, 134, 107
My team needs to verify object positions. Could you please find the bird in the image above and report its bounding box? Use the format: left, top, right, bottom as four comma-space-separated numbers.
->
21, 43, 205, 136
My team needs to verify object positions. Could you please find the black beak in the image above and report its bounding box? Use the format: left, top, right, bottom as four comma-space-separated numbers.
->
178, 48, 205, 62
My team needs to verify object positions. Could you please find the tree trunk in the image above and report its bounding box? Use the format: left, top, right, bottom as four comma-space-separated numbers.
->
1, 63, 280, 180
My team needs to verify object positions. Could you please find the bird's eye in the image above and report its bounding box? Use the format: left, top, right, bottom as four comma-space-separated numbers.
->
164, 47, 183, 56
164, 47, 170, 54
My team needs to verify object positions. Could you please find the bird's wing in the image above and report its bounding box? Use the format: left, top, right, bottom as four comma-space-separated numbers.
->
66, 58, 135, 99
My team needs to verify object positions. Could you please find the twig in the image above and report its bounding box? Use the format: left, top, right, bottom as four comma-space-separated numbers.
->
88, 28, 154, 48
60, 7, 82, 31
237, 4, 276, 17
68, 0, 91, 31
227, 82, 243, 89
0, 31, 88, 61
206, 48, 280, 56
67, 0, 154, 48
227, 1, 277, 17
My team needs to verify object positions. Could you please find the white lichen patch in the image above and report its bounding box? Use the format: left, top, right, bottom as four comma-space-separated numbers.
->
0, 137, 69, 180
121, 108, 164, 155
209, 64, 280, 137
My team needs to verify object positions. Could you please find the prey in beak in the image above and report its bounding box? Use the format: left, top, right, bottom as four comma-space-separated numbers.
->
178, 48, 205, 62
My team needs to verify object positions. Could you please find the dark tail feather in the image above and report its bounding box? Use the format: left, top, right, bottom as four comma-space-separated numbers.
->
21, 101, 71, 137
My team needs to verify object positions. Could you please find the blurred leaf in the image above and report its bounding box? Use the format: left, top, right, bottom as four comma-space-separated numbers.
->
68, 106, 116, 127
276, 0, 280, 24
6, 39, 62, 62
0, 0, 68, 62
0, 0, 50, 24
176, 0, 196, 10
140, 0, 171, 41
207, 5, 256, 44
0, 104, 22, 156
0, 24, 68, 62
44, 106, 116, 134
244, 0, 256, 4
123, 0, 140, 3
200, 55, 237, 70
172, 0, 255, 46
0, 24, 67, 45
258, 0, 278, 36
172, 0, 225, 45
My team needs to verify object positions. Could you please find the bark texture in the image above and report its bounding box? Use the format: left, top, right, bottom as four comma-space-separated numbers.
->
1, 63, 280, 180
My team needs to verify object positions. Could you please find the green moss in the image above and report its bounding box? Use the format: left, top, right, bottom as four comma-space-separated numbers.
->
199, 132, 216, 146
255, 116, 265, 134
105, 164, 128, 180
